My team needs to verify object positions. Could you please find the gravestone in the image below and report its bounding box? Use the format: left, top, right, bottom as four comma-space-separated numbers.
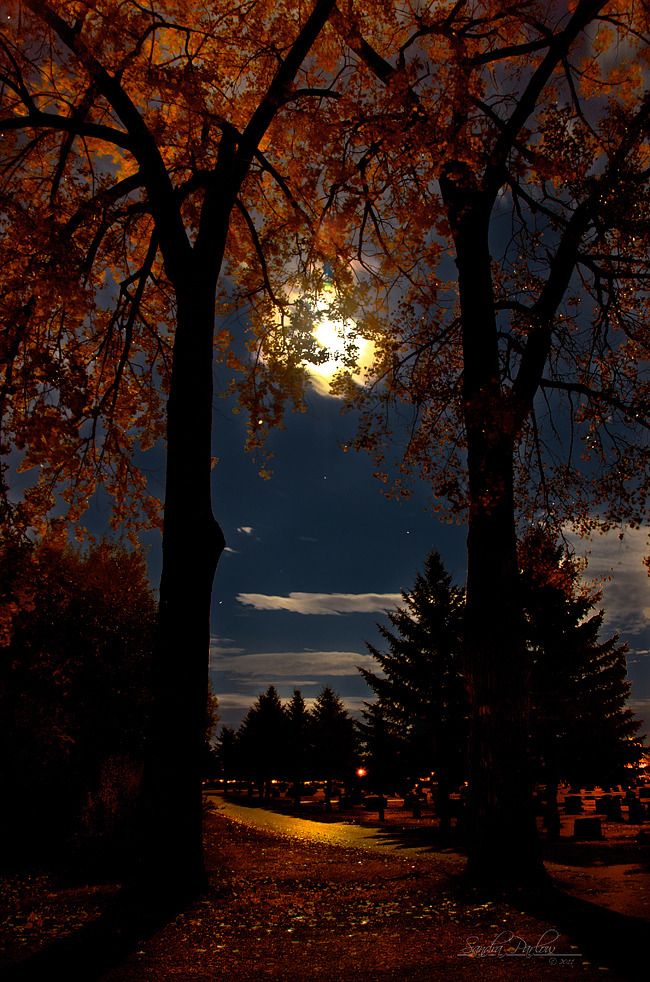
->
627, 796, 644, 824
574, 817, 602, 840
564, 794, 583, 814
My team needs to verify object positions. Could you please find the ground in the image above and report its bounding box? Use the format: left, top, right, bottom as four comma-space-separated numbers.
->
1, 794, 648, 980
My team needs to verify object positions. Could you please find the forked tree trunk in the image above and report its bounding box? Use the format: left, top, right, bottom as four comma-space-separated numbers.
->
137, 271, 225, 901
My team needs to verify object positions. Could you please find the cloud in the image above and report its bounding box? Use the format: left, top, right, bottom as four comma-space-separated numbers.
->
223, 547, 239, 554
566, 526, 650, 636
236, 591, 403, 615
212, 648, 378, 679
210, 642, 245, 655
236, 526, 254, 535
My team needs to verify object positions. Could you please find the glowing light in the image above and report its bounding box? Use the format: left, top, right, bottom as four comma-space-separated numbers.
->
304, 288, 374, 397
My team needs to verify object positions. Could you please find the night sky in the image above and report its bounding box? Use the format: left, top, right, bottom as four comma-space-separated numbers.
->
137, 348, 649, 737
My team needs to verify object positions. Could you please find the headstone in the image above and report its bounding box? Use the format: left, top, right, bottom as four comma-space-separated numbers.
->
627, 797, 644, 824
573, 817, 602, 840
608, 797, 623, 821
564, 794, 583, 814
597, 794, 611, 815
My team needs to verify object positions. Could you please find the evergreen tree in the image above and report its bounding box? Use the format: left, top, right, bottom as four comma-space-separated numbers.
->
236, 686, 289, 799
521, 528, 644, 793
310, 686, 358, 812
361, 541, 643, 830
356, 701, 405, 796
215, 726, 239, 782
285, 689, 312, 808
360, 551, 467, 832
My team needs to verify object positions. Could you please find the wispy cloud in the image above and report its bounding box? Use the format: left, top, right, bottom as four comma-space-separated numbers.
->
566, 526, 650, 636
236, 526, 254, 535
210, 641, 246, 655
236, 591, 403, 615
212, 648, 378, 678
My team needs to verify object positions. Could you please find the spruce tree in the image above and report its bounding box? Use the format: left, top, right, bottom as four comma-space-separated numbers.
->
361, 541, 643, 830
360, 551, 467, 832
310, 686, 358, 812
236, 685, 288, 799
285, 689, 312, 808
521, 529, 643, 793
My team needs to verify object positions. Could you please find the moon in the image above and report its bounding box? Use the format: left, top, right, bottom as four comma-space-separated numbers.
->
307, 292, 373, 396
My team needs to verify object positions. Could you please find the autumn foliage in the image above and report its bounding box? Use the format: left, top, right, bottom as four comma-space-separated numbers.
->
1, 1, 648, 891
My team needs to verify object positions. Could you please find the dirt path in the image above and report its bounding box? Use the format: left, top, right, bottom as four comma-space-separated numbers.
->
4, 799, 647, 980
97, 804, 631, 981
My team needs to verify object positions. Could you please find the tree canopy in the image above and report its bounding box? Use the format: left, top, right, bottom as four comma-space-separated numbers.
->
0, 534, 156, 863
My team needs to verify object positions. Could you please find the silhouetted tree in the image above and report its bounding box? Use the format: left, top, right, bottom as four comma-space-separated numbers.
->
0, 0, 338, 898
362, 540, 643, 831
237, 686, 289, 799
356, 702, 405, 797
0, 534, 155, 864
521, 528, 644, 796
215, 726, 239, 783
285, 689, 312, 808
360, 552, 467, 833
310, 686, 358, 811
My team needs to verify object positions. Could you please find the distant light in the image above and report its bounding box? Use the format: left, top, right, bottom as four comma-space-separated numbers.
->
356, 767, 367, 778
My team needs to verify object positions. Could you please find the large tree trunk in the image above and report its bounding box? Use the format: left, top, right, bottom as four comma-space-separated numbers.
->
442, 167, 545, 886
463, 431, 544, 885
137, 270, 225, 902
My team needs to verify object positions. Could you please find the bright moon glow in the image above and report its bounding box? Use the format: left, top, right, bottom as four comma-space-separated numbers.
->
307, 293, 374, 397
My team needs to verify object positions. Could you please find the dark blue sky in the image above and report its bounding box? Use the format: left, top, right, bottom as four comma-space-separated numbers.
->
208, 386, 467, 728
137, 370, 649, 737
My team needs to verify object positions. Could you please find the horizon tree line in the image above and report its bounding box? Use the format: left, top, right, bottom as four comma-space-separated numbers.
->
216, 529, 644, 831
216, 685, 358, 812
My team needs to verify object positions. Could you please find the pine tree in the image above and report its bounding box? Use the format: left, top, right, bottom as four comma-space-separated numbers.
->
521, 529, 644, 793
310, 686, 358, 812
285, 689, 312, 808
236, 686, 289, 799
356, 701, 405, 795
361, 541, 643, 831
360, 551, 467, 832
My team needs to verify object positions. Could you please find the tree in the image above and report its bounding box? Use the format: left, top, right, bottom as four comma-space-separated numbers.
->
521, 528, 643, 792
356, 701, 405, 798
0, 0, 339, 898
236, 685, 289, 798
0, 534, 156, 864
361, 539, 643, 834
289, 0, 650, 884
360, 551, 467, 832
285, 688, 312, 808
310, 685, 358, 811
215, 725, 239, 782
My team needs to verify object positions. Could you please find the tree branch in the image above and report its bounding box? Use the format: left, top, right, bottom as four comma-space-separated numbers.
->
234, 199, 284, 307
484, 0, 607, 198
0, 111, 132, 148
539, 378, 650, 429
